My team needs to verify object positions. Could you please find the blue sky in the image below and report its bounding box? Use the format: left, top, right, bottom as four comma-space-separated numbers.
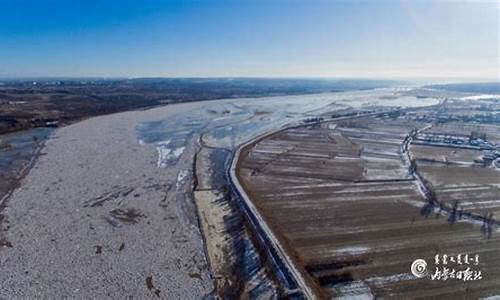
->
0, 0, 498, 79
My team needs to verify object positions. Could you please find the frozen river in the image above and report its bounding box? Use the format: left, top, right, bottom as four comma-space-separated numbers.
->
0, 88, 442, 298
137, 88, 441, 165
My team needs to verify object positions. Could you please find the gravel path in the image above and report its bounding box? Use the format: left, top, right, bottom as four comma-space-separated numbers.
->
0, 103, 213, 298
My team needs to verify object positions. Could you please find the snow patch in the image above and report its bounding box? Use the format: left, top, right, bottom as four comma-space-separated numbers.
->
365, 273, 414, 287
333, 246, 371, 255
155, 140, 185, 168
334, 280, 374, 300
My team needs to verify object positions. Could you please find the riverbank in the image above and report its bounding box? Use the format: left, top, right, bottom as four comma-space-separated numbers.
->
0, 128, 54, 205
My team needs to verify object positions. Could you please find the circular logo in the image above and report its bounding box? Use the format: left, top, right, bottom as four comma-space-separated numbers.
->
411, 259, 428, 278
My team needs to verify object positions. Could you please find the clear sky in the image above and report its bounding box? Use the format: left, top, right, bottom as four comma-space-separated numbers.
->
0, 0, 498, 79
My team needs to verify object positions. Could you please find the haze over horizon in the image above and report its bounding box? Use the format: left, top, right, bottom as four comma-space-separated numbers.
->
0, 0, 498, 80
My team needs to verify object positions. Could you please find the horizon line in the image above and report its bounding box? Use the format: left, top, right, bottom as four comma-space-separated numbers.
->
0, 75, 498, 83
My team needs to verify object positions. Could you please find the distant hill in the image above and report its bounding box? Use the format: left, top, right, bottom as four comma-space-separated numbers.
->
0, 78, 397, 135
1, 78, 397, 97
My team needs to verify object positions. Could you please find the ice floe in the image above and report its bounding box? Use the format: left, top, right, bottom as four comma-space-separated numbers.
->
155, 140, 185, 168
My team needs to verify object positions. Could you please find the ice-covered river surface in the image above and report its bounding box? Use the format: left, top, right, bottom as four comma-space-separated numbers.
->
0, 87, 447, 298
137, 88, 441, 166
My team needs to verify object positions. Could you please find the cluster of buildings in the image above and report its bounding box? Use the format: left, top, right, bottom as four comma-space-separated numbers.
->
482, 150, 500, 164
415, 132, 500, 167
415, 133, 496, 150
